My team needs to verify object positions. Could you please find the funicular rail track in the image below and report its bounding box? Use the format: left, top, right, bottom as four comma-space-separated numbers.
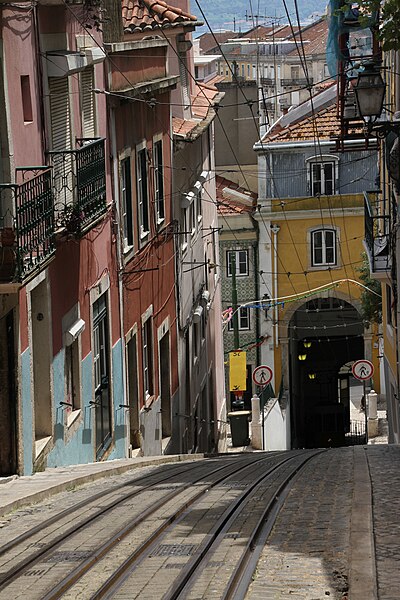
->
0, 453, 285, 598
0, 451, 325, 599
93, 450, 324, 600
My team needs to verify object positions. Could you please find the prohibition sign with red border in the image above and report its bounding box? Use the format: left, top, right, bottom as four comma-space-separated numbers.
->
351, 359, 374, 381
252, 365, 273, 386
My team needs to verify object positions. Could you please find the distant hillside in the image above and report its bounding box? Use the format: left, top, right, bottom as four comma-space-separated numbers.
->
193, 0, 326, 36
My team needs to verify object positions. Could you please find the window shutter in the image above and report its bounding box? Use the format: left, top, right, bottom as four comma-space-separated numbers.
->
49, 77, 71, 151
80, 68, 95, 138
49, 77, 73, 209
179, 55, 190, 109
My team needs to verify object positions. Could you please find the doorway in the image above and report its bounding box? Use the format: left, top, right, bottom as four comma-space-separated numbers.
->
93, 294, 111, 459
0, 311, 17, 475
31, 280, 52, 448
127, 334, 140, 450
159, 331, 171, 438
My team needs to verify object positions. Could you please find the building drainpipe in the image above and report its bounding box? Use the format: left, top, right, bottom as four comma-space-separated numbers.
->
109, 104, 129, 458
271, 224, 280, 350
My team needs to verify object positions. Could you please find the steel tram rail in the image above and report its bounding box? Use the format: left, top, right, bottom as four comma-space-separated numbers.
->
80, 452, 318, 599
0, 454, 280, 596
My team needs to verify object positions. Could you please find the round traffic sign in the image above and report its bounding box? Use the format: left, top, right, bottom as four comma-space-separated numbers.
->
252, 365, 273, 386
351, 359, 374, 381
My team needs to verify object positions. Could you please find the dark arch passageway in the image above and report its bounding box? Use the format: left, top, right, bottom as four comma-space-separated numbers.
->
288, 297, 365, 448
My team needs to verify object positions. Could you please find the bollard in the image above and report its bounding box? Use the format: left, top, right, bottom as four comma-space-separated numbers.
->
367, 390, 378, 419
367, 389, 378, 438
251, 395, 263, 450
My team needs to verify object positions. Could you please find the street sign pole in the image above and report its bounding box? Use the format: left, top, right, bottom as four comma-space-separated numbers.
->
363, 379, 368, 444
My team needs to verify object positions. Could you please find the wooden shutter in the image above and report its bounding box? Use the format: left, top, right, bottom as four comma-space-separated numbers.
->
80, 67, 95, 138
48, 77, 73, 208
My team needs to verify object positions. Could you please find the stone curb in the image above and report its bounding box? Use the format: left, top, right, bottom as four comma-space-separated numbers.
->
0, 454, 205, 518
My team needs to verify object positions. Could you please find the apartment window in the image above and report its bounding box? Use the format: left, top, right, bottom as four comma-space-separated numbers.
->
247, 64, 250, 77
386, 284, 393, 326
227, 249, 249, 277
310, 161, 335, 196
228, 307, 251, 331
137, 147, 149, 239
142, 317, 153, 399
21, 75, 33, 122
241, 64, 245, 77
291, 66, 300, 80
153, 140, 165, 225
192, 321, 199, 363
65, 340, 81, 422
311, 228, 337, 266
195, 66, 199, 80
120, 157, 134, 248
179, 52, 190, 109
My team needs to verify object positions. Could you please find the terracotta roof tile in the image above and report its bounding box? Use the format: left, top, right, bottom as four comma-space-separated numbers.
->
216, 175, 256, 215
198, 31, 237, 54
172, 116, 198, 136
191, 80, 220, 118
122, 0, 198, 33
262, 102, 362, 143
287, 19, 328, 56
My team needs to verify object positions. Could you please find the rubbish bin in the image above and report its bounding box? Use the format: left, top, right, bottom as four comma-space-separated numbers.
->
228, 410, 251, 447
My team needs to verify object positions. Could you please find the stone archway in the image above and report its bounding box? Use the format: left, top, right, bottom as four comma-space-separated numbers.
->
281, 293, 368, 448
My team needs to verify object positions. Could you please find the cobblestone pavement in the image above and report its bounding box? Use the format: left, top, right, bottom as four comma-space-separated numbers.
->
246, 448, 353, 600
367, 446, 400, 600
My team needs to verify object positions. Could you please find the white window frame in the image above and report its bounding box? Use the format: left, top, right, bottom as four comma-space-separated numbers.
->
228, 307, 251, 331
227, 249, 249, 277
310, 228, 337, 267
120, 154, 134, 251
136, 142, 150, 242
142, 315, 154, 400
153, 136, 165, 227
306, 155, 339, 196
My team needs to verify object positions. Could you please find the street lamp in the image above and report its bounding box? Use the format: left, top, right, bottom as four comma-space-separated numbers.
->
298, 353, 307, 361
353, 62, 385, 122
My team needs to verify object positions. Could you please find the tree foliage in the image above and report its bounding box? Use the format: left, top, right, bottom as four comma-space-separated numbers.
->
357, 253, 382, 325
350, 0, 400, 51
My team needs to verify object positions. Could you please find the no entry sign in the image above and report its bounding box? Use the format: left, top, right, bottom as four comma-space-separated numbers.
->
352, 359, 374, 381
252, 365, 273, 386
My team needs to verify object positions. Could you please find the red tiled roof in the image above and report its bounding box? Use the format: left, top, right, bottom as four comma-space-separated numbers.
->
263, 102, 361, 143
287, 19, 328, 56
122, 0, 198, 33
191, 80, 221, 118
198, 31, 237, 54
172, 116, 198, 136
216, 175, 256, 215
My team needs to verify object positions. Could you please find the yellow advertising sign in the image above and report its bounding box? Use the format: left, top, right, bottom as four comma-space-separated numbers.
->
229, 351, 247, 392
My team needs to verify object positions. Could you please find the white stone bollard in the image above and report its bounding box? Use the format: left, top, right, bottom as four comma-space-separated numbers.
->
251, 395, 263, 450
367, 390, 378, 438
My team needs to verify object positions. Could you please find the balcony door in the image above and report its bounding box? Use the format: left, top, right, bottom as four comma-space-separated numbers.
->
93, 294, 111, 459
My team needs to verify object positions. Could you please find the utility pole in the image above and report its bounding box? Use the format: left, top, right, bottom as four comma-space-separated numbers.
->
230, 251, 240, 349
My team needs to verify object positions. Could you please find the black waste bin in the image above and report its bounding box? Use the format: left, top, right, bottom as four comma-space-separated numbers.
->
228, 410, 251, 447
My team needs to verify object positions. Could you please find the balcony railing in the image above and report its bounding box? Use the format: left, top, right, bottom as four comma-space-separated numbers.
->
48, 138, 106, 234
260, 77, 274, 86
364, 191, 391, 277
281, 77, 313, 87
0, 168, 55, 283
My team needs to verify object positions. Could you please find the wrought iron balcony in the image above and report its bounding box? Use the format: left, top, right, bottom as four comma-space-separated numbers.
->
0, 168, 55, 284
260, 77, 274, 86
48, 138, 106, 235
364, 191, 391, 278
280, 78, 313, 87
